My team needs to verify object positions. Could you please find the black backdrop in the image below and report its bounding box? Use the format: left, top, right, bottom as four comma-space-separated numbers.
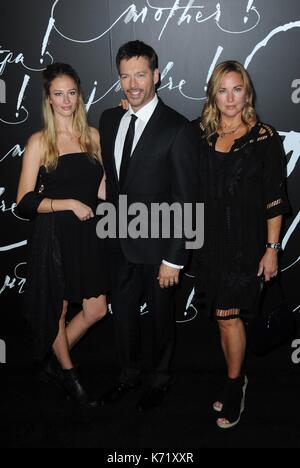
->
1, 0, 300, 366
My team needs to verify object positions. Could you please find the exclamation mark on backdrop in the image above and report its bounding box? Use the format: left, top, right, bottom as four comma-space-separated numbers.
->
205, 46, 224, 92
86, 81, 98, 113
16, 74, 30, 118
40, 17, 55, 64
244, 0, 254, 24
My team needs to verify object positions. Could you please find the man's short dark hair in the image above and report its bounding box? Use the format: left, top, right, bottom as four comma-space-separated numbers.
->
116, 40, 158, 73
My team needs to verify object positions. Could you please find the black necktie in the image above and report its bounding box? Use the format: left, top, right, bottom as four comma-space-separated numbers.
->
119, 114, 137, 187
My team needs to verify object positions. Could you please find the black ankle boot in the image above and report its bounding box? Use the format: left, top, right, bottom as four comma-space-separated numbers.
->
61, 368, 98, 408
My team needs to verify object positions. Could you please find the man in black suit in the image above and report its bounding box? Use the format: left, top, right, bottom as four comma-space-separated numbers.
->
99, 40, 200, 411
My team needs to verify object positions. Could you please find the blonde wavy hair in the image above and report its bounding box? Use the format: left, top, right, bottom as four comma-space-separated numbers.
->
41, 63, 99, 171
201, 61, 257, 141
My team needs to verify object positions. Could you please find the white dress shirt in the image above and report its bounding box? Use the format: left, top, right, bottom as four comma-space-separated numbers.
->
114, 94, 183, 270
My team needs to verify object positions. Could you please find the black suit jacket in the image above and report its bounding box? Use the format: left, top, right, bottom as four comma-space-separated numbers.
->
99, 99, 200, 266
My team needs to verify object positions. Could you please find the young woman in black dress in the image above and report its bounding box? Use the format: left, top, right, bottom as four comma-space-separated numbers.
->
196, 61, 289, 428
17, 63, 108, 406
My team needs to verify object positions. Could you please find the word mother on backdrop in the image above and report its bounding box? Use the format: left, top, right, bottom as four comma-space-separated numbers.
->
1, 1, 300, 338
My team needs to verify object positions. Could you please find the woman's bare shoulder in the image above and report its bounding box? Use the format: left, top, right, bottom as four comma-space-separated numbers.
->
26, 131, 44, 151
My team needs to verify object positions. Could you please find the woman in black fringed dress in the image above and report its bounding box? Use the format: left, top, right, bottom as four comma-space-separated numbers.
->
17, 63, 108, 406
195, 61, 289, 429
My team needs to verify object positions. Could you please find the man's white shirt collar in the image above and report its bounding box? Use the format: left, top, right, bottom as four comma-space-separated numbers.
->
127, 94, 159, 123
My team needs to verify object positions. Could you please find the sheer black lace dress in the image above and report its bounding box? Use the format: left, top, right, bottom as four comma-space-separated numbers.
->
195, 122, 289, 318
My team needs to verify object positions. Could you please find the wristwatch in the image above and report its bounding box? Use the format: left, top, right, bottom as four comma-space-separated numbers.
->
266, 242, 282, 251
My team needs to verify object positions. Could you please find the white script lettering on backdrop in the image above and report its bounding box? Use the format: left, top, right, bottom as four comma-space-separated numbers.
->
1, 0, 300, 318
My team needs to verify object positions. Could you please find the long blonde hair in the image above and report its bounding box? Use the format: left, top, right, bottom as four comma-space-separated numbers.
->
201, 61, 257, 141
42, 63, 99, 171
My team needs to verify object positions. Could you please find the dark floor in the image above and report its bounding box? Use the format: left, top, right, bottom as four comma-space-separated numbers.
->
1, 313, 300, 449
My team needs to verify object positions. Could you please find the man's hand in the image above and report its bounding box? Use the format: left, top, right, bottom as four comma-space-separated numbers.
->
157, 264, 180, 289
119, 99, 129, 110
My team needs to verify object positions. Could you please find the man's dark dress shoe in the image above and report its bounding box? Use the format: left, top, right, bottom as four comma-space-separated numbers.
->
137, 385, 169, 412
99, 381, 140, 406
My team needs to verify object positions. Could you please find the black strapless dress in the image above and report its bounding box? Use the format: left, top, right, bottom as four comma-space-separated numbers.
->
24, 153, 108, 359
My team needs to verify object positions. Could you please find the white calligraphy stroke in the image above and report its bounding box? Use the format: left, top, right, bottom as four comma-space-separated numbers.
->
1, 7, 299, 281
0, 262, 26, 295
176, 283, 198, 323
158, 46, 224, 101
0, 186, 29, 221
160, 20, 300, 101
110, 283, 198, 323
278, 195, 300, 277
48, 0, 260, 45
0, 74, 30, 125
0, 241, 27, 252
281, 131, 300, 178
0, 1, 258, 76
167, 20, 300, 101
280, 131, 300, 274
244, 20, 300, 69
281, 210, 300, 267
86, 20, 300, 107
0, 145, 25, 163
0, 46, 53, 76
2, 17, 300, 124
1, 135, 300, 258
